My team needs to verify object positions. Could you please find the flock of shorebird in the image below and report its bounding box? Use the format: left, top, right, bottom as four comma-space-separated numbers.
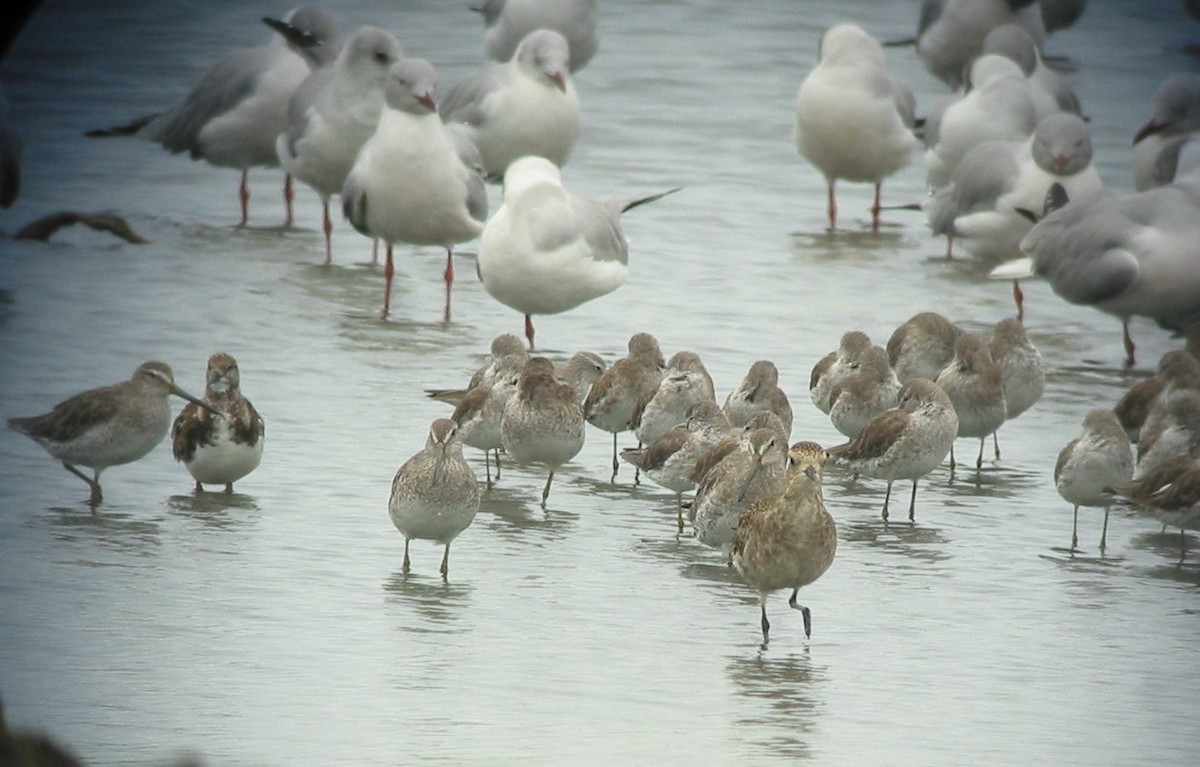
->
7, 0, 1200, 648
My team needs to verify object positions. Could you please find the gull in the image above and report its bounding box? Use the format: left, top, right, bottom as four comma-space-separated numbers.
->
915, 0, 1045, 90
440, 29, 581, 180
476, 156, 679, 348
794, 23, 916, 232
86, 6, 340, 227
934, 333, 1008, 471
992, 166, 1200, 368
732, 442, 837, 647
982, 24, 1082, 117
927, 112, 1101, 263
924, 54, 1037, 190
477, 0, 599, 72
388, 418, 480, 578
1133, 73, 1200, 191
171, 353, 265, 493
500, 357, 586, 509
276, 26, 403, 264
828, 378, 959, 521
8, 361, 216, 505
723, 360, 794, 440
583, 333, 665, 481
342, 57, 488, 321
887, 311, 964, 384
1054, 409, 1134, 551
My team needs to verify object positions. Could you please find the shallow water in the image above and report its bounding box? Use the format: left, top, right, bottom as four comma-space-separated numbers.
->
1, 1, 1199, 764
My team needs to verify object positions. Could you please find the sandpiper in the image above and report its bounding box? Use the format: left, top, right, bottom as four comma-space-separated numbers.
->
810, 330, 875, 414
1135, 389, 1200, 478
724, 360, 794, 440
887, 311, 964, 385
558, 351, 607, 404
8, 361, 216, 504
171, 353, 265, 493
450, 359, 524, 489
1109, 456, 1200, 562
583, 333, 665, 481
827, 378, 958, 521
934, 333, 1008, 471
633, 367, 717, 447
1054, 409, 1134, 551
988, 318, 1045, 459
690, 411, 789, 490
828, 345, 900, 439
620, 400, 731, 531
691, 427, 789, 555
501, 357, 586, 508
732, 441, 837, 647
1121, 350, 1200, 447
425, 333, 528, 405
388, 418, 481, 577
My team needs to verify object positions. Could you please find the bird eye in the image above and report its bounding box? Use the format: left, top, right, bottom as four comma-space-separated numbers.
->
374, 50, 389, 64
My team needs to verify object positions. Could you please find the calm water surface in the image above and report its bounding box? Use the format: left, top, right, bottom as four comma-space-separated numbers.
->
1, 1, 1199, 764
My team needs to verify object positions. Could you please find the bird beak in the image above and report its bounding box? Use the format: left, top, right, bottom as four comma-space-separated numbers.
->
169, 384, 220, 415
432, 447, 447, 486
736, 453, 763, 504
549, 71, 567, 92
418, 92, 437, 112
1133, 119, 1164, 145
262, 16, 321, 50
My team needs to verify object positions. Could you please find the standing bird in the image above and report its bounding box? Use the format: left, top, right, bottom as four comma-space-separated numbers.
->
988, 317, 1044, 457
828, 345, 901, 439
342, 58, 488, 321
477, 0, 599, 72
276, 26, 403, 264
810, 331, 878, 413
914, 0, 1045, 90
887, 312, 964, 384
388, 418, 480, 578
733, 441, 837, 647
827, 379, 959, 521
1054, 409, 1134, 552
171, 353, 265, 493
583, 333, 665, 481
691, 427, 789, 555
477, 156, 678, 348
1108, 456, 1200, 563
795, 23, 916, 232
723, 360, 794, 439
500, 357, 586, 508
1133, 73, 1200, 191
935, 334, 1008, 470
440, 30, 581, 180
8, 361, 215, 505
86, 6, 341, 227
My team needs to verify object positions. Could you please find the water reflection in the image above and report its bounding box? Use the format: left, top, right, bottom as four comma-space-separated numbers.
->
166, 491, 261, 530
838, 517, 953, 568
478, 484, 577, 542
33, 504, 163, 557
382, 571, 475, 635
725, 651, 827, 762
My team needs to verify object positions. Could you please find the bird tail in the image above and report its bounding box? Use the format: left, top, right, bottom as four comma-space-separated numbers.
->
988, 258, 1035, 281
84, 113, 158, 138
621, 187, 682, 213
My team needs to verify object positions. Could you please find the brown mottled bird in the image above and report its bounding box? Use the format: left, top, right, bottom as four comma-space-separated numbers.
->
733, 441, 837, 647
172, 352, 265, 493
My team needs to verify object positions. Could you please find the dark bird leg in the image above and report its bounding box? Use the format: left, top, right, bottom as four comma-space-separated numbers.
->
63, 462, 101, 505
870, 182, 882, 233
789, 589, 813, 639
759, 597, 771, 649
1100, 507, 1110, 552
402, 538, 411, 574
908, 480, 919, 522
881, 480, 893, 521
1071, 505, 1080, 551
826, 181, 837, 232
282, 173, 294, 228
1122, 320, 1136, 368
382, 243, 395, 318
322, 199, 333, 265
541, 470, 555, 509
443, 248, 454, 324
238, 170, 250, 227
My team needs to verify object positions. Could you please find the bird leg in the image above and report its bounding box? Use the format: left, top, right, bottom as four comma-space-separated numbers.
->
440, 543, 451, 578
760, 598, 771, 649
63, 462, 102, 505
1013, 280, 1024, 322
676, 493, 684, 533
282, 173, 294, 228
945, 234, 955, 259
634, 441, 642, 485
788, 589, 813, 639
1122, 320, 1136, 368
826, 181, 837, 232
322, 199, 333, 265
524, 314, 536, 350
975, 438, 986, 469
443, 248, 454, 324
949, 443, 957, 473
238, 170, 250, 227
1100, 507, 1109, 552
908, 480, 919, 522
993, 430, 1002, 461
483, 449, 493, 490
870, 182, 882, 233
402, 538, 411, 574
382, 243, 395, 318
1071, 505, 1079, 551
881, 480, 892, 521
610, 433, 619, 482
494, 448, 503, 481
224, 483, 234, 494
541, 470, 556, 509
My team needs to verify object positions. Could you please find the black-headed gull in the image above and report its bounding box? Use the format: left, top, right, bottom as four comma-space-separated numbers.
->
794, 23, 916, 232
276, 26, 403, 263
476, 0, 598, 72
1133, 72, 1200, 191
342, 58, 488, 322
440, 30, 581, 180
476, 156, 678, 348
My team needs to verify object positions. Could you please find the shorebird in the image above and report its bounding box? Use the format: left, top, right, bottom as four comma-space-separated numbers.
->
476, 156, 679, 348
1114, 349, 1200, 444
633, 366, 716, 447
276, 26, 403, 264
794, 23, 916, 232
424, 333, 529, 405
500, 357, 586, 508
85, 6, 341, 227
1108, 456, 1200, 563
1054, 409, 1134, 551
440, 30, 581, 179
810, 331, 877, 414
988, 317, 1045, 458
477, 0, 599, 72
388, 418, 481, 577
732, 441, 837, 647
171, 353, 264, 493
558, 351, 607, 404
8, 361, 216, 505
691, 427, 789, 555
827, 378, 959, 521
723, 360, 794, 440
886, 312, 964, 385
828, 345, 901, 439
1135, 390, 1200, 479
449, 356, 525, 488
935, 334, 1008, 471
583, 333, 665, 481
342, 57, 488, 321
620, 400, 731, 531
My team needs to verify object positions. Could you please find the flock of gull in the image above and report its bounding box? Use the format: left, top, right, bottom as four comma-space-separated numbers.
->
5, 0, 1200, 648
